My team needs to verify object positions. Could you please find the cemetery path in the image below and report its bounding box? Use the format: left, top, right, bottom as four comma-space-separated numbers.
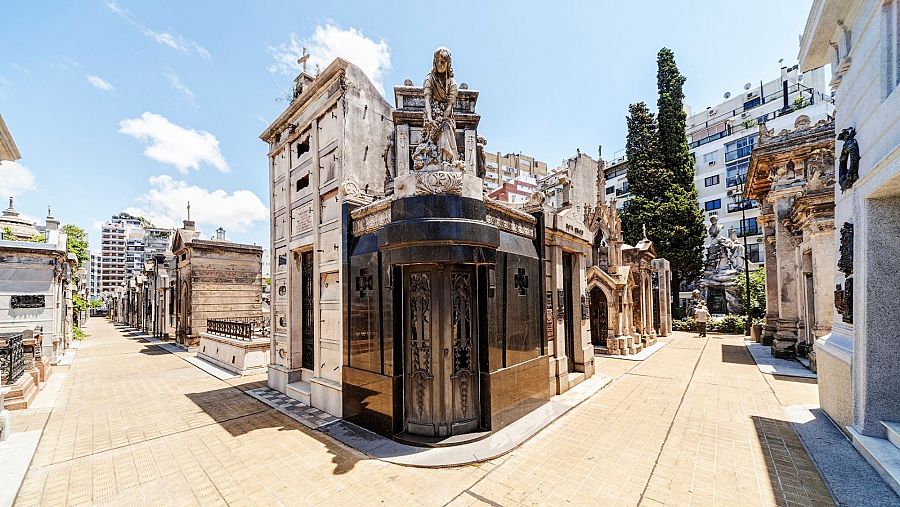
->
11, 319, 833, 506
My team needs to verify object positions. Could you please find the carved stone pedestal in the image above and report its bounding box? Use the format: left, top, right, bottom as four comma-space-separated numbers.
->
393, 167, 483, 200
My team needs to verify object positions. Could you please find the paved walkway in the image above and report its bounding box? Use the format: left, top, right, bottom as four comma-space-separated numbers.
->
10, 321, 834, 506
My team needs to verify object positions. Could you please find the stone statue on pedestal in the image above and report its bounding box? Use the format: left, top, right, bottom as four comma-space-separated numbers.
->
413, 47, 463, 170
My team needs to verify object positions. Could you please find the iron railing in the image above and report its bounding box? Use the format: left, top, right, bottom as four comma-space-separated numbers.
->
206, 317, 270, 340
1, 334, 25, 385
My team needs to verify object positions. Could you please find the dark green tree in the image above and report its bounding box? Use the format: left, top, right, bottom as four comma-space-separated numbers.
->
620, 48, 706, 310
624, 102, 671, 200
656, 47, 695, 189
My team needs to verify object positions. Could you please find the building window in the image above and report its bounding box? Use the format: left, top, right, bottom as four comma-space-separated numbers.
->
605, 186, 615, 195
704, 199, 721, 211
703, 151, 718, 165
704, 175, 720, 187
725, 134, 757, 162
747, 244, 763, 264
726, 159, 750, 187
735, 217, 759, 236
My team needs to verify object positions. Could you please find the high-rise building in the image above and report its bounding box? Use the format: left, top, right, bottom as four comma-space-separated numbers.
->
89, 252, 101, 299
99, 213, 171, 294
602, 65, 833, 302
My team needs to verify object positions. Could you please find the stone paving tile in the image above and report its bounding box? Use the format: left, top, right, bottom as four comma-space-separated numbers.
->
12, 321, 835, 506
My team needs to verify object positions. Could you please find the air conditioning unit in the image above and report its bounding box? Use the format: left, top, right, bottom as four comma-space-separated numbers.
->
708, 211, 718, 217
727, 189, 736, 197
741, 112, 751, 119
707, 160, 715, 166
747, 91, 758, 99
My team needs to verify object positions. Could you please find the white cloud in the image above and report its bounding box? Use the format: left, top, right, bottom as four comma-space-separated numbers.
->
87, 74, 114, 91
0, 161, 37, 197
119, 112, 228, 173
126, 175, 266, 233
11, 62, 30, 75
268, 24, 391, 95
106, 1, 211, 59
166, 71, 198, 109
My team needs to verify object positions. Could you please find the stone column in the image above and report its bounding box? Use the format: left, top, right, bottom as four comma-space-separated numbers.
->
772, 193, 801, 357
808, 224, 835, 339
759, 211, 779, 346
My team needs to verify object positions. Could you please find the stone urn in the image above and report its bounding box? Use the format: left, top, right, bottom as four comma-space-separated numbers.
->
751, 323, 763, 343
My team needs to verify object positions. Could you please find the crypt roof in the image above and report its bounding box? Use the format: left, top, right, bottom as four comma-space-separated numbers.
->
746, 118, 835, 202
0, 196, 40, 240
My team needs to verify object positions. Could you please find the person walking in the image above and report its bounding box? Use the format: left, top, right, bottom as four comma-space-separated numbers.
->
693, 301, 710, 337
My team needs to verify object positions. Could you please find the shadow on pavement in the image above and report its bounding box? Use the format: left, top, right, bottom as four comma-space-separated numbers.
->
751, 415, 835, 505
184, 386, 362, 475
719, 343, 757, 365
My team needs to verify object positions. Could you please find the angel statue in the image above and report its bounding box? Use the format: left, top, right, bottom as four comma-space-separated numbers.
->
413, 47, 461, 169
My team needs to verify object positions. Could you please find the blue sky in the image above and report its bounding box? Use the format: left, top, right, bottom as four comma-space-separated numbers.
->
0, 1, 815, 251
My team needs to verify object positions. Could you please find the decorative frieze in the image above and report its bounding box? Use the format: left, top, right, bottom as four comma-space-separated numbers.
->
350, 198, 392, 236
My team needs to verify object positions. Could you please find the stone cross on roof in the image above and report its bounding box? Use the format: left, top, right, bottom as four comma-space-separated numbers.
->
186, 201, 191, 221
297, 47, 309, 73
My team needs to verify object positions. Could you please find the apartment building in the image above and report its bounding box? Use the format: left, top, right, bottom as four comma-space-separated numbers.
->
482, 151, 548, 192
99, 213, 171, 294
603, 66, 833, 300
486, 174, 537, 203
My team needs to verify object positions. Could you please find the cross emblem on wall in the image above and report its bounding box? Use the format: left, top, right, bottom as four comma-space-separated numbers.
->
514, 268, 528, 296
356, 269, 373, 298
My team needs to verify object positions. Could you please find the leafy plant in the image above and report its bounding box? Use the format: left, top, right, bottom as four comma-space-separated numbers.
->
735, 268, 766, 319
62, 224, 89, 267
73, 326, 87, 340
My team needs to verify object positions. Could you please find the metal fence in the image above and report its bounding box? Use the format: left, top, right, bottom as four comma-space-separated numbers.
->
206, 317, 270, 340
0, 334, 25, 385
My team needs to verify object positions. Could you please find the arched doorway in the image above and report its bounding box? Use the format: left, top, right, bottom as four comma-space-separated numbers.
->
589, 287, 608, 346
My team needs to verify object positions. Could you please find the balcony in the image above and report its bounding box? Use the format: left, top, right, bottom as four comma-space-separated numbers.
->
725, 145, 754, 162
688, 83, 832, 149
727, 200, 758, 213
726, 175, 747, 188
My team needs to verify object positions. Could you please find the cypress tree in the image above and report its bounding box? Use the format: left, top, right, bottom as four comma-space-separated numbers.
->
624, 102, 671, 200
656, 47, 695, 190
620, 48, 706, 316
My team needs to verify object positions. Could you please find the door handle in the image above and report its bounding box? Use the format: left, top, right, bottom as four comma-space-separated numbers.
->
443, 348, 449, 355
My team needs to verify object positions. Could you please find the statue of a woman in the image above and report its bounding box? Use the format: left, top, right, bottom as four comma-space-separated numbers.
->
415, 47, 459, 168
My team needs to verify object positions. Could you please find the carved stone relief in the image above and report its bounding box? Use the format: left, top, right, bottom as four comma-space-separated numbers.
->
838, 127, 860, 192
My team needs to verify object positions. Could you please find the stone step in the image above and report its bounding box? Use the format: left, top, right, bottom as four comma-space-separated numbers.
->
285, 381, 311, 405
882, 421, 900, 450
3, 374, 38, 410
567, 372, 586, 389
849, 426, 900, 497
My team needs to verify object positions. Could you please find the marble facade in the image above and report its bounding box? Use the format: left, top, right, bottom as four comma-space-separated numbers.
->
746, 118, 836, 362
1, 201, 77, 409
800, 0, 900, 494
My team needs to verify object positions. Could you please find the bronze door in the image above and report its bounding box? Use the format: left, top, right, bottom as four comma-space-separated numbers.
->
589, 287, 608, 346
301, 250, 314, 370
403, 265, 479, 437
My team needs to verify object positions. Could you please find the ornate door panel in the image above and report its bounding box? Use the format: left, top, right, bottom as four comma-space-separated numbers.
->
447, 269, 478, 434
589, 287, 608, 346
404, 269, 438, 435
301, 250, 314, 370
403, 265, 479, 437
